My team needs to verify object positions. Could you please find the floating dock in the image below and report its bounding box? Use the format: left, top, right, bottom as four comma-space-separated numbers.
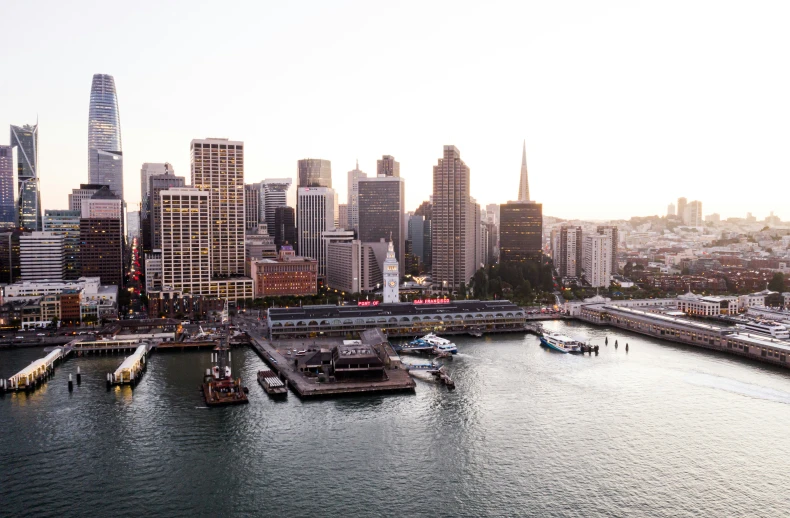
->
3, 347, 67, 392
109, 344, 148, 386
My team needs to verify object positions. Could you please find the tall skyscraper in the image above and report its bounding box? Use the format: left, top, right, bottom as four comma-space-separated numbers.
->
583, 234, 611, 288
88, 74, 123, 200
20, 232, 65, 281
43, 210, 81, 280
407, 214, 425, 266
377, 155, 400, 177
500, 201, 543, 262
0, 146, 15, 229
347, 162, 367, 232
273, 206, 297, 250
414, 200, 432, 269
358, 176, 405, 271
432, 145, 475, 290
160, 188, 211, 294
298, 159, 332, 188
555, 226, 582, 279
596, 226, 619, 275
191, 138, 245, 277
80, 217, 123, 286
262, 178, 291, 233
146, 172, 185, 251
518, 140, 530, 202
10, 124, 41, 230
245, 183, 262, 230
297, 187, 336, 278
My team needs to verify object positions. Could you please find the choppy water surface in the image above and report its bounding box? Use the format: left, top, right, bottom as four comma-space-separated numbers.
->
2, 321, 789, 517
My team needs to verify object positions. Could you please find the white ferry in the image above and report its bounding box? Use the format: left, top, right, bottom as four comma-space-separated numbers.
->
419, 333, 458, 354
736, 321, 790, 340
539, 332, 585, 353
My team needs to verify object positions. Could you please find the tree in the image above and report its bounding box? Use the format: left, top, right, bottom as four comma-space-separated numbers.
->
768, 272, 785, 292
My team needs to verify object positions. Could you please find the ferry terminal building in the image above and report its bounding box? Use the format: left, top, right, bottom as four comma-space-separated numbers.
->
266, 299, 526, 340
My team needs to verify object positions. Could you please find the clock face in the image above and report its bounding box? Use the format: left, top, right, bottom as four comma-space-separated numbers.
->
388, 281, 396, 288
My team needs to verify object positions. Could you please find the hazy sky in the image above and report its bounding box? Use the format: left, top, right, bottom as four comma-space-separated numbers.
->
2, 0, 788, 221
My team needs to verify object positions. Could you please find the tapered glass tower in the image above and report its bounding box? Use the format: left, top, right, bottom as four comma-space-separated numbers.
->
10, 124, 41, 230
88, 74, 123, 200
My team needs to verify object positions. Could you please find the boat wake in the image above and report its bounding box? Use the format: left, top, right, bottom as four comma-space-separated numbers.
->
684, 372, 790, 405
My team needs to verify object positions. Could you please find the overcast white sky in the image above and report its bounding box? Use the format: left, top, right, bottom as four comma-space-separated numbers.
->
2, 0, 788, 220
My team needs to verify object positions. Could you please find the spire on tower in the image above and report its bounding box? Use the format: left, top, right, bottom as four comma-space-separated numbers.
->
518, 140, 530, 202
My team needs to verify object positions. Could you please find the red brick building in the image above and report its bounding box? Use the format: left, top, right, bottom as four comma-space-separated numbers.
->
249, 247, 317, 297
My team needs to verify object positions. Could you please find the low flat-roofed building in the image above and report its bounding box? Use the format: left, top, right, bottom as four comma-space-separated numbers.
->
249, 246, 317, 297
677, 295, 739, 316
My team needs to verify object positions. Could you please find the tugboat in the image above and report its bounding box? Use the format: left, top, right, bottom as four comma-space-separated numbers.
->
257, 369, 287, 398
201, 304, 248, 407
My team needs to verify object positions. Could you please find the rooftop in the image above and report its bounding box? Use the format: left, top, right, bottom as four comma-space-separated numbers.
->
268, 300, 522, 321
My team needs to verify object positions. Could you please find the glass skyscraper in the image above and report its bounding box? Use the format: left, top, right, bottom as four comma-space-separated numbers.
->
88, 74, 123, 201
10, 124, 41, 230
0, 145, 15, 229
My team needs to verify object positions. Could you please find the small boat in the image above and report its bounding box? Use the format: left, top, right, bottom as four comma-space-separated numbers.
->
202, 319, 248, 407
539, 332, 585, 354
257, 369, 287, 397
419, 333, 458, 354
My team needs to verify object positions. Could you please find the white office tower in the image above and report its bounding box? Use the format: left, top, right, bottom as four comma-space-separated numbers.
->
20, 231, 65, 281
159, 188, 211, 293
583, 234, 612, 288
347, 162, 367, 232
263, 178, 291, 233
297, 187, 336, 277
382, 238, 399, 303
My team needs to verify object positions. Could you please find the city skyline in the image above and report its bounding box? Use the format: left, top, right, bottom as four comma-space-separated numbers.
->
1, 2, 789, 221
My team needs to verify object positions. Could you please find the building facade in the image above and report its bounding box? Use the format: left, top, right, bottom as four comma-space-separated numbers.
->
10, 124, 41, 231
358, 175, 405, 271
159, 188, 211, 294
298, 159, 332, 188
499, 201, 543, 262
273, 206, 296, 250
556, 226, 582, 279
596, 225, 619, 275
249, 246, 317, 297
146, 171, 185, 252
376, 155, 400, 177
245, 183, 262, 230
582, 234, 611, 288
347, 163, 367, 232
263, 178, 291, 233
297, 187, 336, 276
43, 210, 81, 280
0, 145, 16, 229
68, 184, 106, 213
79, 218, 123, 286
382, 239, 399, 303
88, 74, 124, 200
20, 232, 65, 281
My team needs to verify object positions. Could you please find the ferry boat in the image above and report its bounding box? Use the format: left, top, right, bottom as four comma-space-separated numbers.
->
419, 333, 458, 354
539, 332, 585, 353
257, 369, 287, 398
736, 321, 790, 340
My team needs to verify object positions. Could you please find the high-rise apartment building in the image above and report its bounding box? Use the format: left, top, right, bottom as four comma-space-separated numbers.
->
80, 218, 123, 286
88, 74, 123, 200
298, 159, 332, 188
376, 155, 400, 177
499, 201, 543, 262
432, 146, 475, 290
191, 138, 245, 277
262, 178, 291, 233
358, 176, 405, 271
10, 124, 41, 230
0, 146, 15, 229
677, 197, 688, 223
20, 232, 65, 281
159, 188, 211, 294
273, 206, 296, 250
583, 234, 611, 288
596, 226, 619, 275
555, 226, 582, 279
684, 200, 703, 227
43, 210, 81, 280
347, 162, 367, 232
145, 172, 185, 252
69, 184, 106, 213
297, 187, 336, 278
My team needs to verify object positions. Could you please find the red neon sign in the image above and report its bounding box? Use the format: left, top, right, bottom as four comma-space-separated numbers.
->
357, 300, 380, 307
413, 298, 450, 305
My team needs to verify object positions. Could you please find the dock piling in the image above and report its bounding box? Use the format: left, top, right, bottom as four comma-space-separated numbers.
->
68, 374, 73, 392
76, 367, 82, 385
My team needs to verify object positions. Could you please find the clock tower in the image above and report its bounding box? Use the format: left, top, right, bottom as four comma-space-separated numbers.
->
382, 237, 399, 304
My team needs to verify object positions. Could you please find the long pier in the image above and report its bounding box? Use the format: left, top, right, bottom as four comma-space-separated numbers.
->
109, 344, 149, 386
3, 346, 70, 392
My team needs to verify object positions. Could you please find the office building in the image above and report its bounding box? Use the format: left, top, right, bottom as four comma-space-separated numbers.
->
245, 183, 262, 230
81, 186, 122, 219
347, 162, 367, 232
127, 210, 140, 240
555, 226, 582, 279
432, 146, 475, 290
69, 184, 106, 213
262, 178, 291, 233
43, 210, 81, 280
10, 124, 41, 230
145, 171, 185, 252
596, 226, 619, 275
583, 234, 612, 288
377, 155, 400, 177
88, 74, 124, 200
358, 175, 405, 272
297, 187, 336, 277
0, 145, 15, 229
407, 214, 425, 265
325, 239, 389, 294
415, 201, 432, 269
249, 246, 317, 297
499, 201, 543, 262
298, 158, 332, 188
321, 229, 355, 280
191, 138, 245, 277
20, 232, 65, 281
338, 204, 349, 229
145, 251, 163, 293
141, 163, 173, 217
518, 140, 530, 202
245, 226, 277, 261
159, 188, 211, 294
0, 231, 21, 284
80, 218, 123, 286
273, 206, 296, 250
